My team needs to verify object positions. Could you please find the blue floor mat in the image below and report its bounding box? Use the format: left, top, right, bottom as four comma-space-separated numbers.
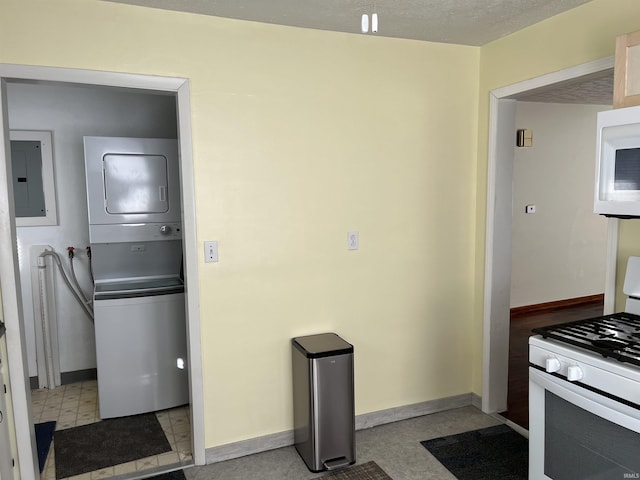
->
35, 421, 56, 472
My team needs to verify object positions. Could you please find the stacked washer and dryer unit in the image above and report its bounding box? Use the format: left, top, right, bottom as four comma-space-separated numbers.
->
84, 136, 189, 419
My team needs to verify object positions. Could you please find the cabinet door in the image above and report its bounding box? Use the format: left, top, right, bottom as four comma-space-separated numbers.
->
614, 30, 640, 108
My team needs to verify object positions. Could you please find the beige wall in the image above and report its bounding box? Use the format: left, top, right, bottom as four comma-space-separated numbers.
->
0, 1, 480, 448
511, 102, 609, 308
474, 0, 640, 393
5, 0, 640, 457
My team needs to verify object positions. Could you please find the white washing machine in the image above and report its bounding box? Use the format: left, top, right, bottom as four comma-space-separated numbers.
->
93, 289, 188, 418
84, 136, 189, 418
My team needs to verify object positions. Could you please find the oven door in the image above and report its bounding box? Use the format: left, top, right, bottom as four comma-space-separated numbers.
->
529, 367, 640, 479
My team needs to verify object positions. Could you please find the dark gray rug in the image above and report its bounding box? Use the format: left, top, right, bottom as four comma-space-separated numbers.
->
318, 461, 392, 479
421, 424, 528, 480
54, 413, 171, 479
148, 470, 187, 480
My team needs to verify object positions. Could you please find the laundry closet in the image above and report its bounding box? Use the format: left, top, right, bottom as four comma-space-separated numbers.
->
6, 81, 187, 416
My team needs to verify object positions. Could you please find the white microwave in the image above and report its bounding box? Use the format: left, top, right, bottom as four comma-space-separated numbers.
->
594, 105, 640, 217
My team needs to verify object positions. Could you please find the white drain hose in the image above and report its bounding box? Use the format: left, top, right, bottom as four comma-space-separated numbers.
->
36, 256, 57, 389
38, 250, 94, 321
70, 254, 92, 312
36, 249, 94, 390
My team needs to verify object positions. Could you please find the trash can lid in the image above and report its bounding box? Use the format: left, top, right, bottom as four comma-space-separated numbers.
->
292, 333, 353, 358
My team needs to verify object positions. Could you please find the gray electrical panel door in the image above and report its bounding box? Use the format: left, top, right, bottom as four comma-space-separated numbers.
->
10, 140, 45, 217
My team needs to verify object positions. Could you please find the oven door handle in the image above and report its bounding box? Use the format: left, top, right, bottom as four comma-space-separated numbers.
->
529, 368, 640, 431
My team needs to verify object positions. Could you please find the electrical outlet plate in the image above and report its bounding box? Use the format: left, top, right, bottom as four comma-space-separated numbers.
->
348, 231, 359, 250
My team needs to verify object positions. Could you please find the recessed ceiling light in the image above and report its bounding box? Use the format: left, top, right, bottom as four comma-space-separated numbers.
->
361, 13, 369, 33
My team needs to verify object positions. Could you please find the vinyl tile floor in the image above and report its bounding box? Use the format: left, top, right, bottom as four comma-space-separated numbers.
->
33, 387, 515, 480
31, 380, 192, 480
183, 405, 508, 480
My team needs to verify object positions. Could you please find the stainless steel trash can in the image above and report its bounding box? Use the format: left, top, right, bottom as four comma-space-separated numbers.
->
292, 333, 355, 472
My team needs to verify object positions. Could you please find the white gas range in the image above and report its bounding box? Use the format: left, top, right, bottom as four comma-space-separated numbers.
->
528, 257, 640, 479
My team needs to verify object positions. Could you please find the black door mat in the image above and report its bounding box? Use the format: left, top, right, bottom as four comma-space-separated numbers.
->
147, 469, 187, 480
317, 461, 392, 479
421, 424, 528, 480
54, 413, 171, 479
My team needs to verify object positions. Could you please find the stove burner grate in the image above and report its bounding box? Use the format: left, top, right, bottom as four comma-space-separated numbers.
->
532, 312, 640, 366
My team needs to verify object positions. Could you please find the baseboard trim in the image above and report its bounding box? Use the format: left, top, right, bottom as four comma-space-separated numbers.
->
60, 368, 97, 385
354, 393, 473, 430
29, 368, 97, 391
29, 376, 38, 390
510, 293, 604, 318
205, 430, 294, 464
205, 393, 476, 464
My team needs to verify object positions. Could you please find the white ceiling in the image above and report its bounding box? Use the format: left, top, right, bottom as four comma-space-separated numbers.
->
105, 0, 592, 45
514, 69, 613, 105
105, 0, 613, 105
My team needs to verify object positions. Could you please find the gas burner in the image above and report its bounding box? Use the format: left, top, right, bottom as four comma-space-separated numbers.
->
591, 338, 631, 350
532, 312, 640, 367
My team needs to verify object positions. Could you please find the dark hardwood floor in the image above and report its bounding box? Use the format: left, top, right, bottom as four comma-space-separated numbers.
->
500, 296, 605, 429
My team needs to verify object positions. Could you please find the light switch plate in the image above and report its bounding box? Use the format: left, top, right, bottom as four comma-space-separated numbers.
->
204, 241, 218, 263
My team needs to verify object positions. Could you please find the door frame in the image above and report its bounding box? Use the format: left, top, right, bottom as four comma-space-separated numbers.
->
482, 56, 618, 414
0, 64, 205, 479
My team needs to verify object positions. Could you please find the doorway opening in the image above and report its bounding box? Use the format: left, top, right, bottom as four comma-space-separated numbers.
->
0, 65, 204, 479
482, 56, 618, 422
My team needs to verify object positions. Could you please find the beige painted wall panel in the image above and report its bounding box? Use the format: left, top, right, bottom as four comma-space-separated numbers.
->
0, 0, 480, 448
